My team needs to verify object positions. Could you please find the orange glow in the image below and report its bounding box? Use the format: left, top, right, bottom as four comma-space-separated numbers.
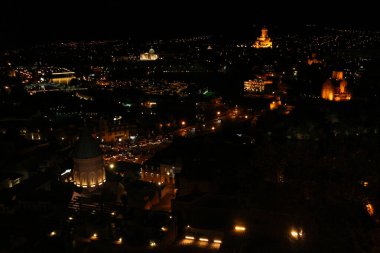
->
322, 71, 351, 102
213, 239, 222, 244
366, 203, 375, 216
181, 121, 186, 126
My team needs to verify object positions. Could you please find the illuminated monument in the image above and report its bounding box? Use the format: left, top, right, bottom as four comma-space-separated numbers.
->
73, 129, 106, 189
321, 71, 351, 101
252, 27, 273, 49
140, 48, 159, 61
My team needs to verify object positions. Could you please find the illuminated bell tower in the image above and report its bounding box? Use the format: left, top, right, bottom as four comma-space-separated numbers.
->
261, 27, 268, 38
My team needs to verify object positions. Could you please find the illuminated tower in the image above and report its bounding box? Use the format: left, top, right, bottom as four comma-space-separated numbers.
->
253, 26, 273, 48
321, 71, 351, 102
72, 129, 106, 189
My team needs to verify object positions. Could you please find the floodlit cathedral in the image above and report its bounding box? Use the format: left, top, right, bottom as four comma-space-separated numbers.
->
72, 129, 106, 189
252, 27, 273, 49
321, 71, 351, 102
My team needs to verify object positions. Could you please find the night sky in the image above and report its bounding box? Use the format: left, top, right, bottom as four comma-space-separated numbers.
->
1, 0, 378, 47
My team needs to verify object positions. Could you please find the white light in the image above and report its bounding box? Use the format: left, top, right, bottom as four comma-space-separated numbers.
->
115, 237, 122, 244
213, 239, 222, 244
185, 236, 195, 240
199, 238, 209, 242
61, 169, 71, 176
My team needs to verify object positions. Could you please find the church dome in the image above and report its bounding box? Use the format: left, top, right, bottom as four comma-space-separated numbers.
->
148, 48, 155, 54
73, 129, 102, 159
72, 128, 106, 189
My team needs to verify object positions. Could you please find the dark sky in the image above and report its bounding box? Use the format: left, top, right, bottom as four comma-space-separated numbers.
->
1, 0, 378, 47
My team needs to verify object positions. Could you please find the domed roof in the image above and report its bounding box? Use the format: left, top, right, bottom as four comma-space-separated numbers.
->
73, 128, 102, 159
148, 48, 155, 54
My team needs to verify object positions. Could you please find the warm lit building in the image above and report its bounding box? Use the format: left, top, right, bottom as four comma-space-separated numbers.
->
252, 27, 273, 49
49, 71, 76, 85
140, 48, 159, 61
307, 53, 322, 65
72, 129, 106, 189
321, 71, 351, 101
141, 161, 175, 186
244, 77, 273, 94
97, 120, 136, 143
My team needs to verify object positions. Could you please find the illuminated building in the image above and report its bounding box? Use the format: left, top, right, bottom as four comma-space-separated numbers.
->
252, 27, 273, 49
244, 77, 273, 94
141, 160, 175, 185
97, 120, 135, 143
307, 53, 322, 65
270, 99, 282, 110
49, 71, 75, 85
140, 48, 158, 61
72, 129, 106, 189
321, 71, 351, 101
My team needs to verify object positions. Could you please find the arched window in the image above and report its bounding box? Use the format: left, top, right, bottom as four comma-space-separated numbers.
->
89, 172, 96, 186
98, 169, 103, 183
80, 172, 87, 186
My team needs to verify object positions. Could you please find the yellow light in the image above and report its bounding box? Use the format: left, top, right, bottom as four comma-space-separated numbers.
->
49, 231, 56, 237
90, 233, 98, 240
213, 239, 222, 244
217, 111, 221, 115
199, 237, 209, 242
149, 240, 157, 247
68, 216, 73, 221
187, 225, 190, 228
234, 225, 246, 232
109, 163, 115, 169
111, 211, 116, 216
185, 236, 195, 240
161, 226, 168, 232
363, 181, 369, 187
290, 230, 298, 238
290, 229, 303, 239
181, 121, 186, 126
